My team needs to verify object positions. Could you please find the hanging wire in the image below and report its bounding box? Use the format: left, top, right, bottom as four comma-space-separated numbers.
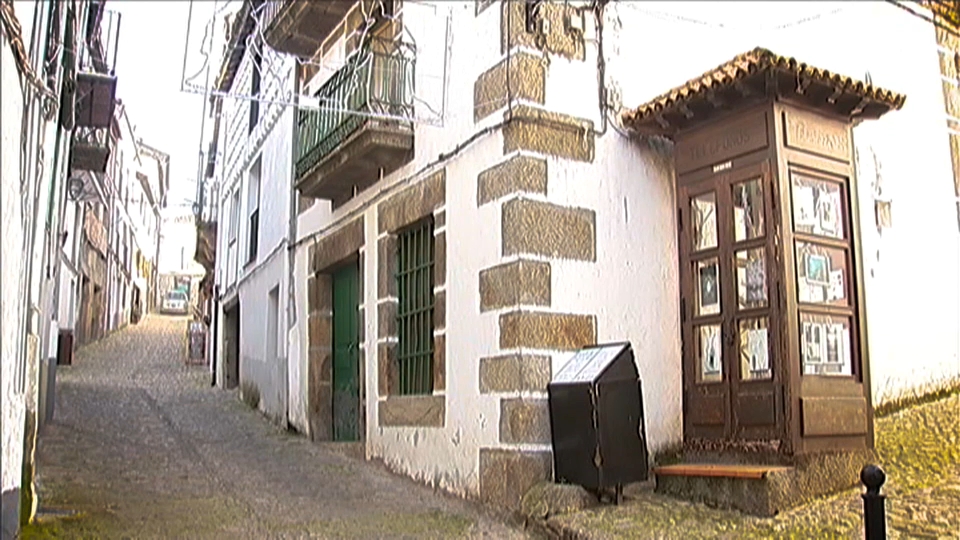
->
183, 0, 236, 89
615, 2, 848, 32
182, 0, 449, 126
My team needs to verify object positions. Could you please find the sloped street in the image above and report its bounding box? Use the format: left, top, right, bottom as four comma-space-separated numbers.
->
28, 315, 528, 539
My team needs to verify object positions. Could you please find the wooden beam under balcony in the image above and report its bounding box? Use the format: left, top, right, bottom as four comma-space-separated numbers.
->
295, 119, 413, 204
262, 0, 354, 58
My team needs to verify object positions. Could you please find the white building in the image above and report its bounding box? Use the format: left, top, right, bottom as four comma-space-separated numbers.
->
1, 0, 105, 535
100, 101, 164, 334
129, 139, 167, 316
210, 4, 298, 423
56, 34, 162, 356
206, 0, 959, 514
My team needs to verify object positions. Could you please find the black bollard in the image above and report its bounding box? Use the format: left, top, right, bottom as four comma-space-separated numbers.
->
860, 464, 887, 540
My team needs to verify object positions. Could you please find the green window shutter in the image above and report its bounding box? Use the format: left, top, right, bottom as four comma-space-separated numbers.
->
396, 218, 435, 395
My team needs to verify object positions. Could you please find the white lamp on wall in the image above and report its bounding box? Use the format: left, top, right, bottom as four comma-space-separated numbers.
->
67, 177, 84, 201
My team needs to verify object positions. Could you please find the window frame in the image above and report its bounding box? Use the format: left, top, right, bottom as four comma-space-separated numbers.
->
249, 38, 262, 133
246, 158, 262, 265
394, 217, 435, 395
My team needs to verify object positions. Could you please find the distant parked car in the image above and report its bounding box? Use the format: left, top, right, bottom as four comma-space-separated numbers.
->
162, 290, 189, 315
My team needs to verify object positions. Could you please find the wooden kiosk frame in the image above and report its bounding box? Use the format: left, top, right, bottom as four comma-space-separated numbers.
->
623, 48, 906, 459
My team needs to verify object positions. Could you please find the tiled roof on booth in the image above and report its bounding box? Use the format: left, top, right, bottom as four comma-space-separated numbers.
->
621, 47, 907, 130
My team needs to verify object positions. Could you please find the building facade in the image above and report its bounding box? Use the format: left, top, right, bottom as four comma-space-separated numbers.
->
1, 0, 111, 535
205, 0, 960, 513
58, 43, 164, 358
135, 140, 169, 312
210, 3, 298, 423
2, 2, 166, 535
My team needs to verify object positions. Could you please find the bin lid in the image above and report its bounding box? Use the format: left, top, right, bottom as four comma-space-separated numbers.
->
552, 342, 632, 384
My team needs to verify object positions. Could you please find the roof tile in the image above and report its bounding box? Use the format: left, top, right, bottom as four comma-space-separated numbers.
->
622, 47, 906, 128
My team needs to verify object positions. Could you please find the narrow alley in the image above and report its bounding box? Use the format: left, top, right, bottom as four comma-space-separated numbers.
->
30, 316, 529, 539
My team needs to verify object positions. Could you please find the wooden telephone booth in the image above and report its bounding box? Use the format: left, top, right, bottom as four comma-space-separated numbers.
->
623, 48, 906, 514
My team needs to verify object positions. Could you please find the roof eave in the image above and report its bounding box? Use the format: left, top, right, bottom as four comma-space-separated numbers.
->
213, 0, 263, 95
621, 48, 907, 138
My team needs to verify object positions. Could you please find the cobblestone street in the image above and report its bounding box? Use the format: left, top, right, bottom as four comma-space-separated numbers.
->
30, 315, 529, 539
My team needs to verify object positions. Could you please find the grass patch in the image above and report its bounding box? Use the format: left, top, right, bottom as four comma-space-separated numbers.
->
874, 375, 960, 418
21, 512, 109, 540
291, 510, 475, 539
21, 496, 251, 539
874, 392, 960, 493
548, 391, 960, 539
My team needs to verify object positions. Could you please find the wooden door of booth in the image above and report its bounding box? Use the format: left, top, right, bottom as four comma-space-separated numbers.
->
679, 160, 785, 445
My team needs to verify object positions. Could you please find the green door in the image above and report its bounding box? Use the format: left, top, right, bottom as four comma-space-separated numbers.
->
332, 263, 361, 442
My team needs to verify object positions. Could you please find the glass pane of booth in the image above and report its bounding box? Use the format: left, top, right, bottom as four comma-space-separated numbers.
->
735, 248, 767, 309
691, 192, 718, 251
791, 173, 844, 239
697, 324, 722, 383
800, 312, 853, 376
732, 178, 765, 242
796, 242, 850, 306
738, 317, 771, 381
695, 258, 721, 316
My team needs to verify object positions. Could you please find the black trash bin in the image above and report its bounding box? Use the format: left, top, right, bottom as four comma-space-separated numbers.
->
547, 342, 649, 503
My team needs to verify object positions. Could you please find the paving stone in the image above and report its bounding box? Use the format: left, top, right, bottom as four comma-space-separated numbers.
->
31, 315, 529, 539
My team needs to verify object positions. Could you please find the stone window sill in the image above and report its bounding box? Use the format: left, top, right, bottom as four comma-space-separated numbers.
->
378, 394, 445, 427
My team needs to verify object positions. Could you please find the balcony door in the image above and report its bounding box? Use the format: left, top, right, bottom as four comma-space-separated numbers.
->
679, 162, 784, 444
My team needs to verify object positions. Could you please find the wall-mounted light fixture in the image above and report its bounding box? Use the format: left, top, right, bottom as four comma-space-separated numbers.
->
67, 177, 84, 201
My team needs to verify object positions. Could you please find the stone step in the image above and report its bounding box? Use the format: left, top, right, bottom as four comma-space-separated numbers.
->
654, 462, 795, 517
654, 447, 871, 518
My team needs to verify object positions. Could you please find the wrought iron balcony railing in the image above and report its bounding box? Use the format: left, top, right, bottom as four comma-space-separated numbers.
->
295, 41, 415, 180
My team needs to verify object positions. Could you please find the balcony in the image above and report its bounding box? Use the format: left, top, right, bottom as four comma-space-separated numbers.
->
261, 0, 354, 58
71, 126, 112, 173
295, 42, 415, 203
75, 72, 117, 128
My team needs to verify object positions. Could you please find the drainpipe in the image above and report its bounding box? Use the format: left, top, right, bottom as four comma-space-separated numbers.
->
285, 58, 300, 426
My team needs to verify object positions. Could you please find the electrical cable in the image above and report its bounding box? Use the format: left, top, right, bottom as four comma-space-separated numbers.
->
884, 0, 960, 39
615, 2, 848, 33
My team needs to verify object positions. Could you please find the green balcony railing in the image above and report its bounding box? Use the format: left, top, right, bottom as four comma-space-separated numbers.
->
295, 41, 415, 180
